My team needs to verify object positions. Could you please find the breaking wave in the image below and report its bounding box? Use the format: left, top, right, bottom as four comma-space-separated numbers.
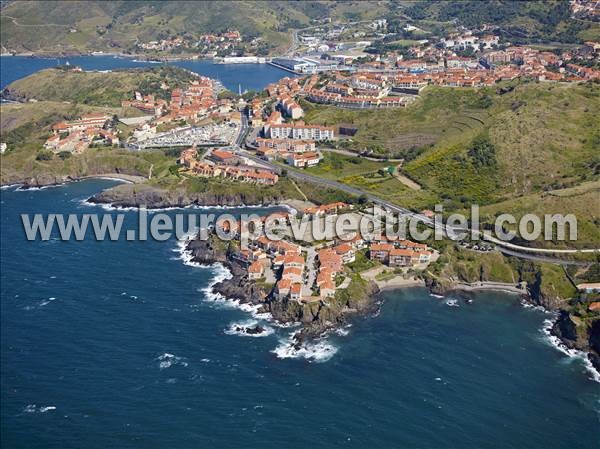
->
224, 320, 275, 338
541, 318, 600, 383
272, 331, 338, 363
156, 353, 188, 370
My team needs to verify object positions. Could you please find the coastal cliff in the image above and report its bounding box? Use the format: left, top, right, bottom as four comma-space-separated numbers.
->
185, 234, 380, 341
89, 183, 289, 209
423, 251, 600, 374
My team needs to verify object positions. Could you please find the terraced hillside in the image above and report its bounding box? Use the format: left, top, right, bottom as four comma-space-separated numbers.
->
304, 80, 600, 246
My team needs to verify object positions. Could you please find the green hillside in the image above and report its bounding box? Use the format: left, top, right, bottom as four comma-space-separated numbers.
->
2, 1, 596, 55
304, 80, 600, 246
0, 1, 391, 55
403, 0, 600, 44
2, 66, 195, 107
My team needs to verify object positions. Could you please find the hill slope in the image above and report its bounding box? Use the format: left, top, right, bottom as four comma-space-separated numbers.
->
0, 1, 391, 55
305, 80, 600, 246
2, 0, 598, 55
2, 66, 196, 107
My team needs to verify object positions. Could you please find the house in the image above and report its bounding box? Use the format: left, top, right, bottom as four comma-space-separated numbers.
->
275, 279, 292, 299
286, 151, 321, 168
283, 254, 304, 268
316, 268, 333, 286
418, 251, 432, 263
207, 149, 237, 164
290, 283, 302, 301
179, 147, 198, 167
319, 280, 336, 298
318, 249, 343, 273
388, 248, 418, 267
248, 261, 264, 280
281, 266, 303, 283
280, 96, 304, 119
334, 244, 356, 263
369, 243, 394, 263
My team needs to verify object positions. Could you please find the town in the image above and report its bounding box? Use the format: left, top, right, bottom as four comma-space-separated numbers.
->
40, 9, 599, 194
208, 203, 436, 304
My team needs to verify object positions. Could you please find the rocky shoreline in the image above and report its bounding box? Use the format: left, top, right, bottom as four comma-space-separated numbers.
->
88, 183, 292, 210
185, 235, 380, 345
6, 175, 597, 373
0, 172, 148, 190
425, 276, 600, 374
186, 232, 598, 375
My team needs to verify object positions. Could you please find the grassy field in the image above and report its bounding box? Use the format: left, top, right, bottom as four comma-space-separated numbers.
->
302, 152, 390, 179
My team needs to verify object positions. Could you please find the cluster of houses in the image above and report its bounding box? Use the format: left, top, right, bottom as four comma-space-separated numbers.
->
215, 201, 434, 302
179, 147, 279, 185
307, 72, 416, 108
391, 42, 599, 85
44, 113, 119, 154
288, 21, 599, 94
255, 137, 322, 168
214, 205, 358, 301
136, 30, 242, 55
123, 77, 219, 126
368, 239, 432, 267
303, 40, 599, 99
570, 0, 599, 19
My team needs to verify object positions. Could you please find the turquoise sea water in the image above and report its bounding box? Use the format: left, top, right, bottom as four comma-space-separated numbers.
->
1, 180, 599, 448
0, 55, 294, 91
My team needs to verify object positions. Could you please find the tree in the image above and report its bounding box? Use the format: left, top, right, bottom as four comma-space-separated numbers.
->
35, 150, 54, 161
468, 136, 496, 168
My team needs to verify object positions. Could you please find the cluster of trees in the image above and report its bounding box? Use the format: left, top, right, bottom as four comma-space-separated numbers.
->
404, 0, 591, 44
467, 136, 497, 169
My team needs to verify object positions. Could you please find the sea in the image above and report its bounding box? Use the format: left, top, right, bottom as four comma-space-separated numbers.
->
0, 55, 295, 92
1, 180, 599, 449
1, 56, 600, 448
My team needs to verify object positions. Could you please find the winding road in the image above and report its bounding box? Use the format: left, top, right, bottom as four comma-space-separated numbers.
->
236, 121, 599, 263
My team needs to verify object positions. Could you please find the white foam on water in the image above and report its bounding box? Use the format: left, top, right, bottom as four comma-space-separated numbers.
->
520, 298, 549, 312
91, 176, 134, 184
1, 183, 22, 190
541, 318, 600, 384
272, 331, 338, 363
156, 353, 188, 370
39, 406, 56, 413
23, 405, 56, 413
224, 319, 275, 338
15, 183, 66, 192
334, 324, 352, 337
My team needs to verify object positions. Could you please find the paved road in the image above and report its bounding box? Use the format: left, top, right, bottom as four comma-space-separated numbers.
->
236, 133, 599, 261
235, 112, 250, 147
